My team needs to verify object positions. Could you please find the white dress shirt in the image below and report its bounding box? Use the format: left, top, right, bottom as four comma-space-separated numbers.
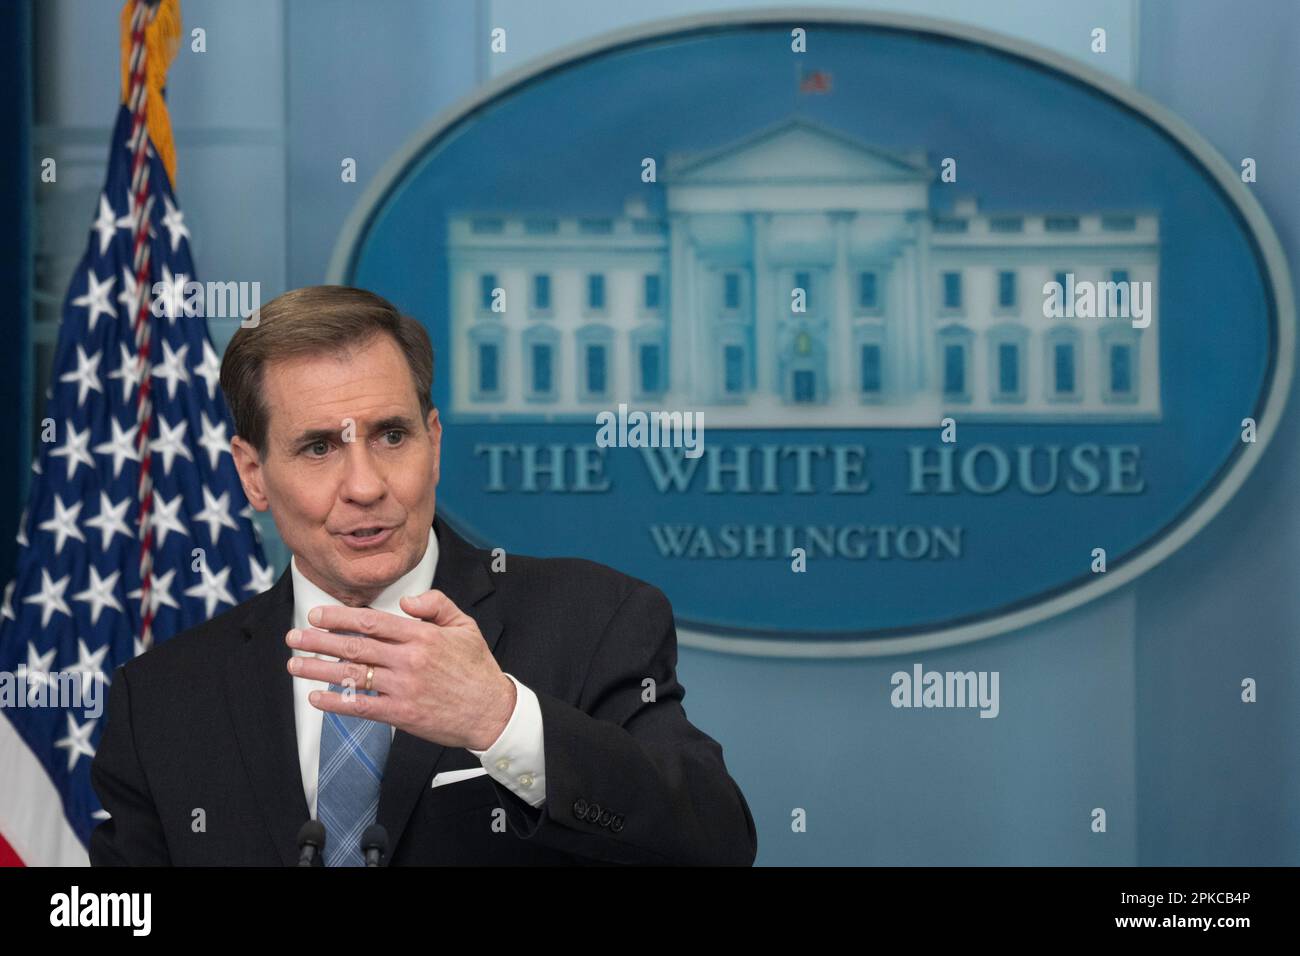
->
289, 525, 546, 819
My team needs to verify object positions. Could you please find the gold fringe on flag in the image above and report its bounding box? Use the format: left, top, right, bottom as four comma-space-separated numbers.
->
119, 0, 182, 188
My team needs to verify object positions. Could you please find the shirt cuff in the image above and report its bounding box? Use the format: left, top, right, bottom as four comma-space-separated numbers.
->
468, 673, 546, 808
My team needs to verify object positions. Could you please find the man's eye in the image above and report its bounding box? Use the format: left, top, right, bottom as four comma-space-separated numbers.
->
306, 440, 329, 456
382, 429, 405, 445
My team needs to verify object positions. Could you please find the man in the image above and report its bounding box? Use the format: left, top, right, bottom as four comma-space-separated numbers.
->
89, 285, 757, 866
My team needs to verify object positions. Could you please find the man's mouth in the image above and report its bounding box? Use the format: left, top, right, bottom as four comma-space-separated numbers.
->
337, 526, 396, 547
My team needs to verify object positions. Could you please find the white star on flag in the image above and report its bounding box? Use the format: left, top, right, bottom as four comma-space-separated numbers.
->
70, 270, 117, 332
152, 338, 190, 399
149, 414, 195, 475
127, 567, 182, 617
73, 567, 126, 627
107, 341, 146, 402
184, 563, 237, 618
161, 195, 190, 252
58, 345, 104, 406
92, 416, 142, 478
83, 491, 134, 549
194, 487, 239, 544
154, 264, 189, 323
150, 490, 190, 547
37, 494, 86, 555
55, 714, 97, 772
91, 194, 120, 257
49, 420, 96, 480
23, 568, 73, 628
18, 642, 58, 702
193, 338, 222, 400
197, 410, 231, 469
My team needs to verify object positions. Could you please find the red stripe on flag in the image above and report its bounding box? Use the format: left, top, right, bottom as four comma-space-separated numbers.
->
0, 830, 26, 867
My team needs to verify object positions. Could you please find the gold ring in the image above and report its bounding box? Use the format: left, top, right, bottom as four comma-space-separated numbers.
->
364, 666, 374, 692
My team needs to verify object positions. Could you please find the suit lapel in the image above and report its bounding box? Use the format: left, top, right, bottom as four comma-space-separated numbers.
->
224, 515, 504, 864
223, 567, 312, 866
375, 513, 504, 857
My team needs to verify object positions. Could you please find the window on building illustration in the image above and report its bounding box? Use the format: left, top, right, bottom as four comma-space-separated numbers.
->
932, 218, 968, 233
644, 274, 661, 310
1110, 269, 1129, 285
794, 270, 811, 310
943, 343, 965, 395
586, 344, 607, 395
858, 272, 879, 310
639, 343, 662, 394
724, 344, 744, 394
478, 343, 499, 395
480, 273, 497, 312
989, 217, 1023, 233
532, 343, 553, 394
1054, 270, 1070, 293
1045, 216, 1079, 232
942, 272, 962, 310
587, 274, 605, 311
532, 274, 551, 312
998, 271, 1017, 309
724, 272, 741, 310
860, 343, 882, 395
997, 342, 1019, 395
1101, 215, 1137, 232
1109, 343, 1133, 395
793, 370, 816, 403
1054, 342, 1076, 394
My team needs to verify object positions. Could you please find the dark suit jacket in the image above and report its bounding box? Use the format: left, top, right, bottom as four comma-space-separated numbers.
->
89, 515, 757, 865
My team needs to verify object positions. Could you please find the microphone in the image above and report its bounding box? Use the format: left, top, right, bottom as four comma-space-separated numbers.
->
361, 824, 388, 867
296, 820, 326, 867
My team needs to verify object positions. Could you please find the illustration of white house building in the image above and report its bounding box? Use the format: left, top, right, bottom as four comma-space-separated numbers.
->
447, 118, 1160, 425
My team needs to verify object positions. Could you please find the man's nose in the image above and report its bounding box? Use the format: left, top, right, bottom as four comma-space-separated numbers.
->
338, 442, 386, 502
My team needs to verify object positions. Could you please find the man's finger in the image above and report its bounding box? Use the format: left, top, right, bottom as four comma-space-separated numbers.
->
287, 653, 391, 692
399, 589, 467, 628
286, 626, 397, 665
307, 604, 423, 642
308, 686, 394, 725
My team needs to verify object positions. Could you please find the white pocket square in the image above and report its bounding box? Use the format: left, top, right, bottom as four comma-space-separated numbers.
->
431, 767, 488, 789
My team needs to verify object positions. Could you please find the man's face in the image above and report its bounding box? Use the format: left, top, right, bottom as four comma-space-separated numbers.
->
231, 334, 441, 607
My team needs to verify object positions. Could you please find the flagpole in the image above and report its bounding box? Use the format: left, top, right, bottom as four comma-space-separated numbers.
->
123, 0, 161, 650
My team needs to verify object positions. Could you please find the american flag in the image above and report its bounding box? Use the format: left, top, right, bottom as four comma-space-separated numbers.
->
0, 0, 268, 866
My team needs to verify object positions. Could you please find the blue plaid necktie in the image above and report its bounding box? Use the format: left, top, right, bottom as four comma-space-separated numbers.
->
317, 682, 391, 867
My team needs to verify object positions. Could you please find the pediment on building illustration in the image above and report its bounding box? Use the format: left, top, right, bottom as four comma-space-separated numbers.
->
665, 117, 932, 184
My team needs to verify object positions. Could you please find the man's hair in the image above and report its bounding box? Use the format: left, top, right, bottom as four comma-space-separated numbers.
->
220, 285, 434, 457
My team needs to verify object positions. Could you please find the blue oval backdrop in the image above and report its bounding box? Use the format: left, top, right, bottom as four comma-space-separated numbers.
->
330, 11, 1293, 656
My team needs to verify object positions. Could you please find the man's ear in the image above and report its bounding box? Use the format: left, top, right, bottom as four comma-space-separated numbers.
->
230, 435, 269, 511
426, 406, 442, 483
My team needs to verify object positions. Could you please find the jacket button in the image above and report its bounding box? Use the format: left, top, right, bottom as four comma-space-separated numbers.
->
572, 798, 588, 819
597, 808, 612, 827
610, 814, 624, 833
585, 803, 602, 823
